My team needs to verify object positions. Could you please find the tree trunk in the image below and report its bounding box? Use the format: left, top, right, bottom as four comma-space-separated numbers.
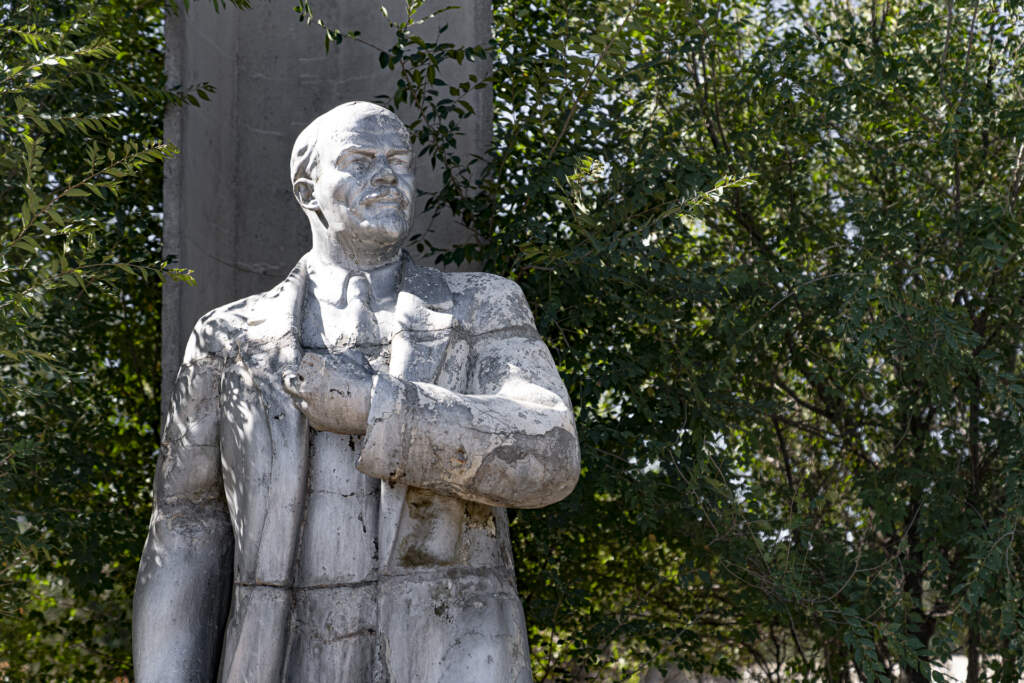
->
966, 616, 980, 683
966, 396, 981, 683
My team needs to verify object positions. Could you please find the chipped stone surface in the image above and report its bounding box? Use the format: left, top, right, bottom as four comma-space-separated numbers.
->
135, 103, 579, 681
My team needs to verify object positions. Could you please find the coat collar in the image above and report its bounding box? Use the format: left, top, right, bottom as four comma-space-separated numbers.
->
241, 250, 454, 383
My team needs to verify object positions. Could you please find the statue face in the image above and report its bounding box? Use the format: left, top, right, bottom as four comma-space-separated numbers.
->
306, 110, 414, 252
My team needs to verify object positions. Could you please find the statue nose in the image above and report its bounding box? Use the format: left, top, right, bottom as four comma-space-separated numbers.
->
372, 158, 397, 185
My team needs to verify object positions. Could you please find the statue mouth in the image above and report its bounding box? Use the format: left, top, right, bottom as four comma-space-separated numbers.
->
362, 192, 407, 209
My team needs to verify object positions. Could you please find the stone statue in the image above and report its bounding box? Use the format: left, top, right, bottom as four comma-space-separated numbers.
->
133, 101, 580, 682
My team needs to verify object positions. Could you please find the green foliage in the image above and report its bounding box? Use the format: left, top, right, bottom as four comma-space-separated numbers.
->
496, 1, 1024, 680
307, 0, 1024, 679
0, 1, 204, 678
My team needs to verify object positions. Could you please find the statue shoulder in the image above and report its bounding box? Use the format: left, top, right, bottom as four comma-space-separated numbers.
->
444, 271, 537, 335
181, 293, 259, 364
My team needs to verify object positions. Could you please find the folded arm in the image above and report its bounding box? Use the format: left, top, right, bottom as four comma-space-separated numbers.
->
359, 319, 580, 510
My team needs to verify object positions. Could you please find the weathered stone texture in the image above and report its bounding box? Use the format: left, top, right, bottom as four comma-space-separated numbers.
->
137, 103, 577, 682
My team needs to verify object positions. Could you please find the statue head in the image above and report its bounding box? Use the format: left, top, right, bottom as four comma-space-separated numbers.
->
291, 102, 414, 268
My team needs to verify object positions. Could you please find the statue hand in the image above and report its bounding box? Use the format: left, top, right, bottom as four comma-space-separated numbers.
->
282, 350, 373, 435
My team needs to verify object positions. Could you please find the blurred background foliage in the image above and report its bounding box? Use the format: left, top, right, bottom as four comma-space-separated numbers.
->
0, 0, 208, 678
3, 0, 1024, 681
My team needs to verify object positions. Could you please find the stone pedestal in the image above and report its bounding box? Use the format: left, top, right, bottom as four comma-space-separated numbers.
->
162, 0, 490, 406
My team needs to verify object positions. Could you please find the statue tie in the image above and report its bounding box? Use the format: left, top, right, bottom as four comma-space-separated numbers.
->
335, 272, 380, 350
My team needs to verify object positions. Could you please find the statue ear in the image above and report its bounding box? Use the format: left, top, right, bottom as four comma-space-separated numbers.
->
293, 178, 318, 210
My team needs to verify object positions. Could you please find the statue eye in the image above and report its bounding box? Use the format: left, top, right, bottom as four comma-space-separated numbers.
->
341, 155, 370, 171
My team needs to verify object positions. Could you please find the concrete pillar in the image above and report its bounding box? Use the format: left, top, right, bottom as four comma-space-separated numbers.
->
162, 0, 491, 406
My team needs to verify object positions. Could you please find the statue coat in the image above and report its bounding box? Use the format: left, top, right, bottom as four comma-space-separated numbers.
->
133, 252, 580, 682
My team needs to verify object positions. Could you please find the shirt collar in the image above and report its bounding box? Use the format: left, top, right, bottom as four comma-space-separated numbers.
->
305, 252, 405, 308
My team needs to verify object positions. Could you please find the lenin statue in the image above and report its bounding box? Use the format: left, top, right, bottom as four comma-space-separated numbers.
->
133, 102, 580, 682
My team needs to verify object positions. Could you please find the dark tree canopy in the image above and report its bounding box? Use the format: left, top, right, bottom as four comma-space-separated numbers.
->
379, 0, 1024, 679
0, 0, 203, 677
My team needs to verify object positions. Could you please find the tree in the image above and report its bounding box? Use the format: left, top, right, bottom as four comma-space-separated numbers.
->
484, 1, 1024, 680
306, 0, 1024, 679
0, 1, 216, 677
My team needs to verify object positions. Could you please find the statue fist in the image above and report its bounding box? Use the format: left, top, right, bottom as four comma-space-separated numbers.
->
282, 350, 373, 434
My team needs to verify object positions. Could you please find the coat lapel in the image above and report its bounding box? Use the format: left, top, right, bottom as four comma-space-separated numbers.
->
379, 254, 455, 568
242, 255, 307, 370
233, 256, 309, 584
387, 254, 454, 383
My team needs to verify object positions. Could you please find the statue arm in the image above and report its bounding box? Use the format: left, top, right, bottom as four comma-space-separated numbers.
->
358, 286, 580, 509
133, 346, 233, 682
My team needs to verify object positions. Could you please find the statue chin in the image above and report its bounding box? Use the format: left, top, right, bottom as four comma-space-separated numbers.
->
347, 213, 410, 248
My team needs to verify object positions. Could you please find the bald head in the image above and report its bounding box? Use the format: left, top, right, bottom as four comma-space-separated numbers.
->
291, 102, 411, 187
290, 102, 415, 269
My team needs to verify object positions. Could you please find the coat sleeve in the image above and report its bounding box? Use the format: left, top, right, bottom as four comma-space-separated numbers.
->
133, 320, 234, 683
358, 278, 580, 509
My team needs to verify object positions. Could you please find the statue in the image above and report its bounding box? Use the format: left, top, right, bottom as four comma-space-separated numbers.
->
133, 101, 580, 682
